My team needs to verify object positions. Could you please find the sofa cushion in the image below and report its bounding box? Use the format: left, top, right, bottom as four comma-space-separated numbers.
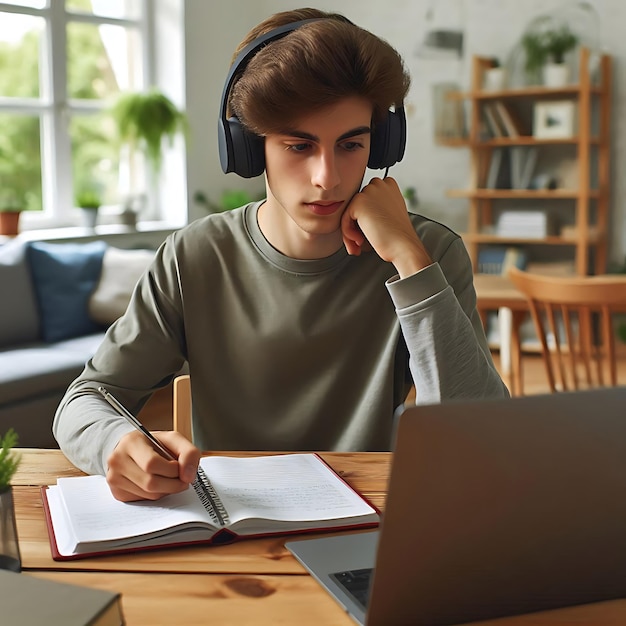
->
89, 247, 154, 325
27, 241, 107, 343
0, 240, 40, 348
0, 333, 105, 405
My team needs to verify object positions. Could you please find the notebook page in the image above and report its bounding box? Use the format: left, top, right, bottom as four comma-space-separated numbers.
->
55, 475, 213, 542
200, 453, 375, 523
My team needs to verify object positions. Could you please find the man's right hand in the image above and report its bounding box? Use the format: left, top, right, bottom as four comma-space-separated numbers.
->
105, 430, 202, 502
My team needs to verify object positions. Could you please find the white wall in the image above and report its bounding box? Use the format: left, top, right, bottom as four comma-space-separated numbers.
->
184, 0, 626, 265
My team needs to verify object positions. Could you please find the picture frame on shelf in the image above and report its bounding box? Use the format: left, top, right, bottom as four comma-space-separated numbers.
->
533, 100, 577, 139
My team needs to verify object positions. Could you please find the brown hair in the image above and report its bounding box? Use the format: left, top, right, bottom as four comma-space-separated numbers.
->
229, 8, 410, 136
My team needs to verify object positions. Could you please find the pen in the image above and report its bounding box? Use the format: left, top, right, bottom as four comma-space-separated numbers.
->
97, 386, 229, 526
97, 386, 176, 461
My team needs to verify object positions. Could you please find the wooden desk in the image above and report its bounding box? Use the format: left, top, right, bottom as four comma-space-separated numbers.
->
13, 449, 626, 625
474, 274, 529, 396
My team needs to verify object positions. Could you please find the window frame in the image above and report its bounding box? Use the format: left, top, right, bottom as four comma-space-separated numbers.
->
0, 0, 162, 231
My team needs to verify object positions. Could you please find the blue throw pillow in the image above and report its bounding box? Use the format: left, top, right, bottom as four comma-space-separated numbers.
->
27, 241, 108, 342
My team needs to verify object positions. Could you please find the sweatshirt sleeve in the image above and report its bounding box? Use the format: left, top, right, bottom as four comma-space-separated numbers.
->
53, 237, 188, 475
386, 236, 510, 404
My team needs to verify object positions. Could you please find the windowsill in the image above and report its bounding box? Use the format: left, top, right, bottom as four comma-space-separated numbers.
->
2, 220, 184, 244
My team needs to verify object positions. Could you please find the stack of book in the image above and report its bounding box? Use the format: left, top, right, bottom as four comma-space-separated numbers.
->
477, 246, 527, 275
496, 211, 557, 238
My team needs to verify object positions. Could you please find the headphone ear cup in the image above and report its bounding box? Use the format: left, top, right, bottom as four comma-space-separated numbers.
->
220, 116, 265, 178
368, 108, 406, 170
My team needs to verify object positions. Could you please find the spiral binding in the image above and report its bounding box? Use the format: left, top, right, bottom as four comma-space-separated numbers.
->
192, 466, 230, 527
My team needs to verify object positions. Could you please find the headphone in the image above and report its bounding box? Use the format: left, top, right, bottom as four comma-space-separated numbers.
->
218, 19, 407, 178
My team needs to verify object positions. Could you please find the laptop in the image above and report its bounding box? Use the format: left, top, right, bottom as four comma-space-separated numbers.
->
287, 387, 626, 625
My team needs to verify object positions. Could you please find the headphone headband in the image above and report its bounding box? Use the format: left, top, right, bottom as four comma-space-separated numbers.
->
218, 19, 323, 129
218, 18, 406, 177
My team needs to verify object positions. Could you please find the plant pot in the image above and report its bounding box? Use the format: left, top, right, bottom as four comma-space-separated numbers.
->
81, 207, 99, 229
0, 211, 21, 237
0, 487, 21, 572
119, 208, 137, 229
542, 63, 570, 87
483, 67, 506, 91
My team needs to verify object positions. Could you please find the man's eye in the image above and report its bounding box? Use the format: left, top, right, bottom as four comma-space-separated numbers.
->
341, 141, 364, 152
287, 143, 311, 153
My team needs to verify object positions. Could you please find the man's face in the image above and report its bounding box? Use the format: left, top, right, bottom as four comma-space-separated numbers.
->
261, 97, 373, 258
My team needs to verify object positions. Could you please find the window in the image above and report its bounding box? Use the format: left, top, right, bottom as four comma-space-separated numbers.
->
0, 0, 179, 231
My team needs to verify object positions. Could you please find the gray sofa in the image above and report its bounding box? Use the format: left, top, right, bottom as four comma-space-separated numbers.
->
0, 239, 154, 447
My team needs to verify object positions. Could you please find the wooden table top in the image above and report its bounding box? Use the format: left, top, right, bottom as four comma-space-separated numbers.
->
13, 449, 390, 574
473, 273, 528, 310
12, 449, 626, 625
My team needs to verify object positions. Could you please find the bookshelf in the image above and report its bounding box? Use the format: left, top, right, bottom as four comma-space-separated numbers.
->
443, 47, 612, 276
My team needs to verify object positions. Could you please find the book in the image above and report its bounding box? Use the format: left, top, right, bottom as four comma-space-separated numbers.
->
42, 453, 379, 560
0, 569, 124, 625
485, 147, 511, 190
493, 100, 524, 138
477, 246, 527, 275
483, 103, 505, 138
519, 147, 538, 189
485, 148, 503, 189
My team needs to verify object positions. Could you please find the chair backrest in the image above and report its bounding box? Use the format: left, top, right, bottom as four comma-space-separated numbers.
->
508, 267, 626, 392
173, 374, 192, 441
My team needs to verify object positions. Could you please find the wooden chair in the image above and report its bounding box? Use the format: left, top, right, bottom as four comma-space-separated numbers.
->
508, 267, 626, 392
173, 374, 192, 440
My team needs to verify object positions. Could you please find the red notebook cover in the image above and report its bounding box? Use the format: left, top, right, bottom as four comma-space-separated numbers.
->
41, 454, 380, 561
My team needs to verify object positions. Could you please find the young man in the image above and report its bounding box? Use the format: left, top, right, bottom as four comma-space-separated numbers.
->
54, 8, 508, 502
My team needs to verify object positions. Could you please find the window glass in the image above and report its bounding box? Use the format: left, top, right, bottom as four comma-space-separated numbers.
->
3, 1, 46, 8
66, 0, 141, 20
67, 22, 142, 99
0, 113, 42, 211
70, 113, 120, 206
0, 12, 44, 98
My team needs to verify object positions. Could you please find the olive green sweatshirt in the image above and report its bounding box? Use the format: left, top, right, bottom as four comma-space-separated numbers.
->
54, 202, 508, 475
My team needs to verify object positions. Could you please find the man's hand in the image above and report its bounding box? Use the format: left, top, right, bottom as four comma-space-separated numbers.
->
106, 430, 202, 502
341, 177, 432, 278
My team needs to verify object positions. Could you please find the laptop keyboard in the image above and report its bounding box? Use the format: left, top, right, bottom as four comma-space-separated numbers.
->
330, 567, 374, 610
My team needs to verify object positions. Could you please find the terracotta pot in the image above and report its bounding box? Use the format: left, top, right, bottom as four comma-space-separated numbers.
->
0, 211, 21, 237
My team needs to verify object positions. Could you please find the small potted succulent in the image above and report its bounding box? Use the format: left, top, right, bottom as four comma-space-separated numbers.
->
0, 428, 22, 572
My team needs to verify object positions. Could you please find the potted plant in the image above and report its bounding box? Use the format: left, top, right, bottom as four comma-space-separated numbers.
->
193, 188, 265, 214
75, 185, 102, 230
483, 57, 506, 92
110, 89, 188, 175
108, 89, 187, 224
0, 428, 21, 572
0, 190, 24, 237
521, 25, 579, 87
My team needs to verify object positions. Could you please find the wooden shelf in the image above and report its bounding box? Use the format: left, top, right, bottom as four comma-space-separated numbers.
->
448, 189, 600, 200
448, 85, 603, 101
443, 48, 611, 276
462, 233, 603, 245
440, 137, 601, 148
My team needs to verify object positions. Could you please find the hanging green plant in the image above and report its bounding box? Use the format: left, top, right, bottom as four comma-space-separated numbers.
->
109, 89, 188, 173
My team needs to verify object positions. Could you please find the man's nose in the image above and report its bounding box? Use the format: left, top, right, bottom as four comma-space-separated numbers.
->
311, 150, 340, 189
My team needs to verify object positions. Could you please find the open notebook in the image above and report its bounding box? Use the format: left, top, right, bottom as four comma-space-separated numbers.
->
42, 453, 379, 560
288, 387, 626, 625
